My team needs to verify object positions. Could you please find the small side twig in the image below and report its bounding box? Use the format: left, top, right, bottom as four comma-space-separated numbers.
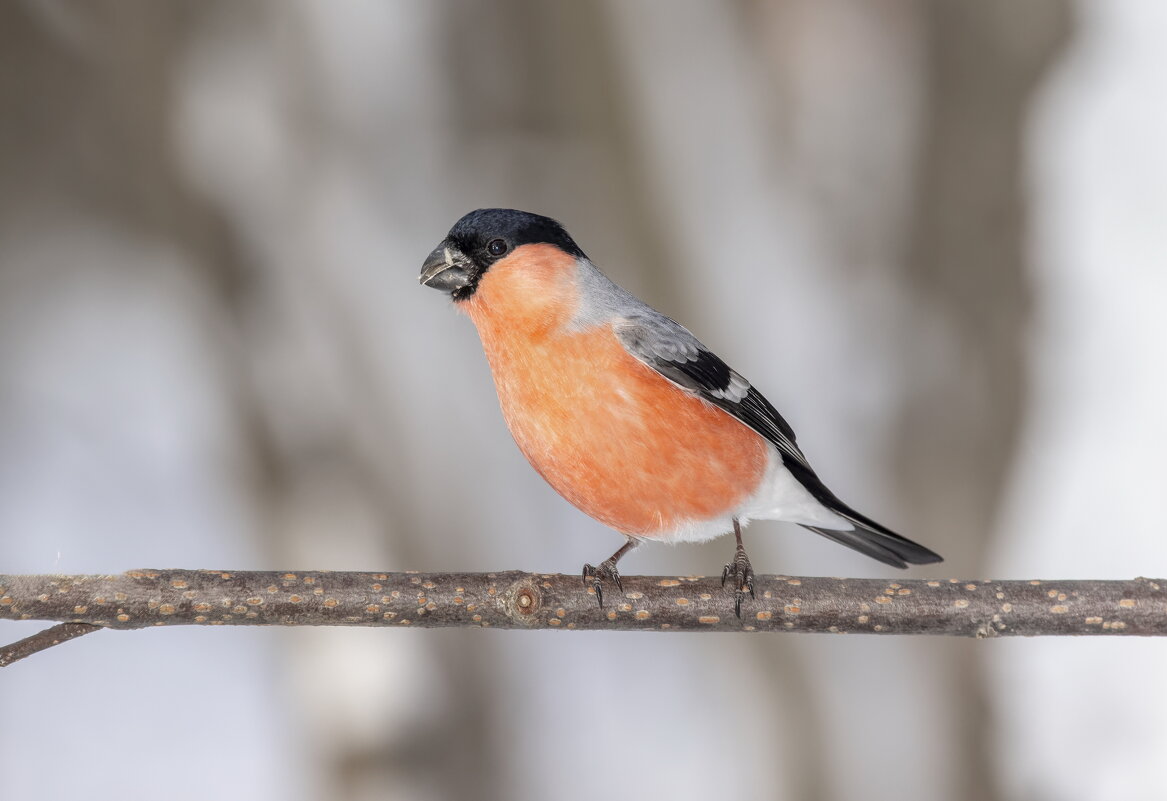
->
2, 571, 1165, 666
0, 622, 102, 667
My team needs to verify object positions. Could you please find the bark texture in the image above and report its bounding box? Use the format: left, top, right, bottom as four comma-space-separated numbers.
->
2, 570, 1162, 663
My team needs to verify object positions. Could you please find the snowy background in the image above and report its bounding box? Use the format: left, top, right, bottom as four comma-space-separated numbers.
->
1, 2, 1164, 800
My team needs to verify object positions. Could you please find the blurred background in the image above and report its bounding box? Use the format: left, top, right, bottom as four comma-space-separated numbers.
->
2, 1, 1165, 799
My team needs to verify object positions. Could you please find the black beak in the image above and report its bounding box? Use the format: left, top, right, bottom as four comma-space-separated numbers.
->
419, 243, 472, 294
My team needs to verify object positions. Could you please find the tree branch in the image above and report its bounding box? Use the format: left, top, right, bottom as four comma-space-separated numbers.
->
0, 622, 102, 667
2, 570, 1164, 665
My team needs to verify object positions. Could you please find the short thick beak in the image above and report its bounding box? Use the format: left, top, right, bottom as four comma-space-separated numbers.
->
419, 243, 472, 294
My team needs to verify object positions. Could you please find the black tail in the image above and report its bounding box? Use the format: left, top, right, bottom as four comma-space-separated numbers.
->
774, 453, 947, 572
803, 524, 940, 568
803, 501, 942, 569
780, 455, 943, 568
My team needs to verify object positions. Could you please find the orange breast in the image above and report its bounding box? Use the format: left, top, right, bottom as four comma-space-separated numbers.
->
462, 246, 768, 537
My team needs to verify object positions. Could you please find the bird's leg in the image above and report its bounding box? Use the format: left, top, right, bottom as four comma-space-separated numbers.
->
721, 518, 756, 618
582, 539, 638, 608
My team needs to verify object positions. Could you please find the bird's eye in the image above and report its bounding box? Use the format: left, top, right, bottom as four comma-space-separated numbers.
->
486, 239, 508, 257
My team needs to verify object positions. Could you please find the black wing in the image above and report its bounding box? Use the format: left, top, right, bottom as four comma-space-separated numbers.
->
615, 311, 943, 568
614, 312, 812, 472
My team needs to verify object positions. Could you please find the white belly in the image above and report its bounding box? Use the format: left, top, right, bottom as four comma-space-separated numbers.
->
657, 446, 853, 544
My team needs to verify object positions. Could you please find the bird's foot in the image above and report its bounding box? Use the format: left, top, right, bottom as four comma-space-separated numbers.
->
582, 558, 623, 609
721, 546, 756, 618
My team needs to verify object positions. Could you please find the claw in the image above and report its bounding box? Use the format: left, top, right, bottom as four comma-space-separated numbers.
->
582, 539, 638, 610
718, 539, 756, 621
582, 560, 623, 608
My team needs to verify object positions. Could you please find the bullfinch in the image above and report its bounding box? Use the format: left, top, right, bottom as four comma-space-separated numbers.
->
420, 208, 942, 614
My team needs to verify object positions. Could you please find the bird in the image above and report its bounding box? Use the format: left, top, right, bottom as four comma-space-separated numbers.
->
420, 208, 942, 615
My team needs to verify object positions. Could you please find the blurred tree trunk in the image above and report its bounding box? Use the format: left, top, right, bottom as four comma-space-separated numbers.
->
0, 4, 482, 800
896, 2, 1072, 800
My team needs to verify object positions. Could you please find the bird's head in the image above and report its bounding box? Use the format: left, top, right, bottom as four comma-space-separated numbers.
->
419, 209, 586, 302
